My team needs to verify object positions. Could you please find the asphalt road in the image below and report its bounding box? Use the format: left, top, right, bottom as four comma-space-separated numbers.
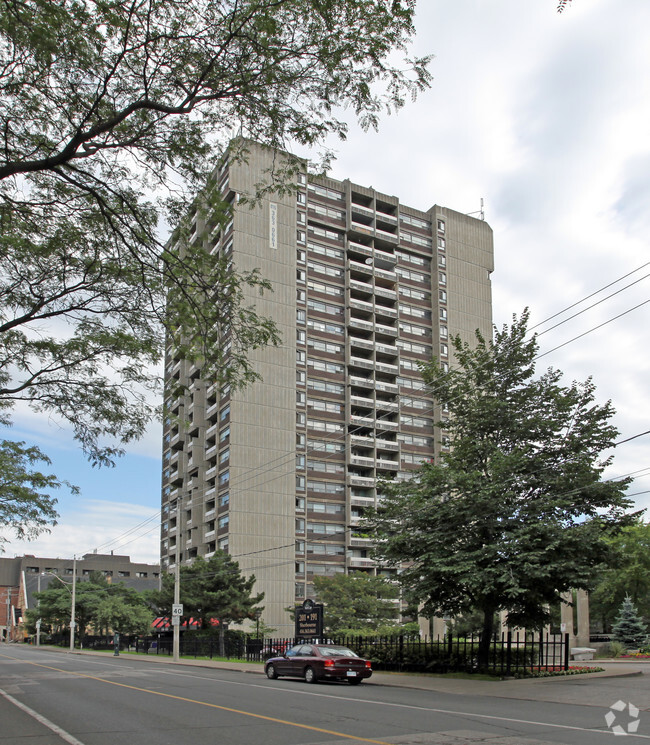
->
0, 646, 647, 745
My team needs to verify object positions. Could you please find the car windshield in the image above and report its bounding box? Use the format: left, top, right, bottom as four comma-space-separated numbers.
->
318, 646, 359, 658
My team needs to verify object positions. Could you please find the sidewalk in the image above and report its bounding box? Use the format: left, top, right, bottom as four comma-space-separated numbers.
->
55, 647, 647, 708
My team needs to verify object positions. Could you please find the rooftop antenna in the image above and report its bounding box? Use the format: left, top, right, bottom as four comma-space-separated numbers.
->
466, 198, 485, 221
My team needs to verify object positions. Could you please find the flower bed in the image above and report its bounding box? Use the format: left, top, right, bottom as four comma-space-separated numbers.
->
511, 665, 604, 679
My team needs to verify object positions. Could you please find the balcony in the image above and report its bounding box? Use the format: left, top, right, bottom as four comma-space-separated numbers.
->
350, 221, 374, 237
350, 414, 375, 427
374, 304, 398, 320
375, 400, 399, 413
350, 395, 374, 409
350, 434, 376, 447
350, 455, 375, 468
206, 401, 219, 420
376, 458, 399, 470
349, 336, 374, 352
374, 286, 397, 301
375, 342, 398, 357
348, 475, 376, 487
349, 297, 374, 314
375, 380, 398, 395
375, 227, 398, 242
374, 248, 397, 266
348, 259, 373, 276
349, 279, 373, 296
375, 419, 399, 431
375, 438, 399, 451
374, 266, 397, 282
375, 361, 398, 375
348, 557, 376, 568
348, 356, 374, 371
348, 316, 374, 332
349, 375, 374, 389
348, 240, 373, 258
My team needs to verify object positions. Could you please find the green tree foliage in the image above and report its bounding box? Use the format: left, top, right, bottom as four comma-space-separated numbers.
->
0, 440, 77, 551
611, 596, 648, 649
153, 552, 264, 631
590, 519, 650, 632
366, 311, 634, 668
313, 571, 400, 634
0, 0, 430, 467
25, 571, 153, 640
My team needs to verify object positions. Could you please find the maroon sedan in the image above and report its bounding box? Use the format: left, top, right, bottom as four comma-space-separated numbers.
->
264, 643, 372, 685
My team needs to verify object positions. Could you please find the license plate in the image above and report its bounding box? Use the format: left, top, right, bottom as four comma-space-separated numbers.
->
346, 671, 358, 677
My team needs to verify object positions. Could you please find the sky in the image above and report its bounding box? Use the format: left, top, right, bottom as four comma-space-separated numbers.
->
4, 0, 649, 565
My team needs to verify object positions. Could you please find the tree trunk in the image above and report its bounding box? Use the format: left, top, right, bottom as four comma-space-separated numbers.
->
477, 605, 496, 671
218, 623, 225, 657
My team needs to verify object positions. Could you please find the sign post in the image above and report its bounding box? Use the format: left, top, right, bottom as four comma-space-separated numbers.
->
295, 599, 324, 641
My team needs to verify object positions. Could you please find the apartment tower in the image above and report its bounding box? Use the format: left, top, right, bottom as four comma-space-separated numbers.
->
161, 142, 494, 634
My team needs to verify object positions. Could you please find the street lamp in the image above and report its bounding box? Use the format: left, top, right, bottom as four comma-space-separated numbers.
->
41, 555, 77, 652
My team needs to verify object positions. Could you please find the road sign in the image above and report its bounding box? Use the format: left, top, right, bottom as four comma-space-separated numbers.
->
172, 604, 183, 617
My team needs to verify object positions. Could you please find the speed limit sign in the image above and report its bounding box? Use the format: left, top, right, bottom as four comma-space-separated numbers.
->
172, 604, 183, 617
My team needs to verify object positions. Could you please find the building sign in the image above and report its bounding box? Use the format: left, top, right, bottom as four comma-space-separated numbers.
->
295, 598, 323, 639
269, 202, 278, 249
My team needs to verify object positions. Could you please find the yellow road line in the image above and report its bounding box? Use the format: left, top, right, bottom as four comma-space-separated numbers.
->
2, 656, 390, 745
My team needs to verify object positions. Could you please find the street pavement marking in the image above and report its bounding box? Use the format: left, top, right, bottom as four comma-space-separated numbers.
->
0, 686, 87, 745
0, 656, 391, 745
3, 654, 648, 742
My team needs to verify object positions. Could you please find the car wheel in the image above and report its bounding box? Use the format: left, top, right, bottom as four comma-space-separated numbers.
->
266, 663, 279, 680
348, 678, 362, 685
304, 666, 317, 684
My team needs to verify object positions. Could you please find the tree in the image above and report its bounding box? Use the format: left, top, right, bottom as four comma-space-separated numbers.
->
589, 519, 650, 632
365, 310, 635, 668
26, 572, 154, 639
0, 0, 431, 467
0, 439, 77, 551
153, 551, 264, 653
93, 586, 154, 637
611, 596, 648, 649
313, 572, 400, 634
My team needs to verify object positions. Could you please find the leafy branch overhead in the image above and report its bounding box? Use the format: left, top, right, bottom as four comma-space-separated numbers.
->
0, 0, 431, 465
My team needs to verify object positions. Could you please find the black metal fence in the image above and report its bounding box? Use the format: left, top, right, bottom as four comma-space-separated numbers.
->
54, 631, 569, 676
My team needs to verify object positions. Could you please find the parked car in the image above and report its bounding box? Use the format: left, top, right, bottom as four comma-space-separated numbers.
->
264, 643, 372, 685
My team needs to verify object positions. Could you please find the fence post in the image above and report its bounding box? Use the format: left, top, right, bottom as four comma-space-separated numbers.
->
506, 631, 512, 676
563, 632, 570, 670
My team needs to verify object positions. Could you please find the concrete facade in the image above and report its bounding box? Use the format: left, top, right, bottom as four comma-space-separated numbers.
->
161, 141, 494, 635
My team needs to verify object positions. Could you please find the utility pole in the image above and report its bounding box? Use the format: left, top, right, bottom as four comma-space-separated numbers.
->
36, 574, 41, 647
173, 498, 181, 663
69, 556, 76, 652
4, 589, 10, 643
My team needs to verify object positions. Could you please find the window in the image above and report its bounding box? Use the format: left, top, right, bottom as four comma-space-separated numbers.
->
437, 219, 446, 233
296, 433, 305, 447
218, 515, 229, 529
296, 350, 306, 364
307, 319, 344, 335
297, 309, 306, 323
307, 339, 343, 355
308, 241, 344, 260
307, 358, 344, 374
400, 213, 431, 230
440, 326, 448, 339
218, 537, 229, 552
297, 211, 306, 225
297, 289, 306, 302
307, 259, 343, 278
307, 480, 345, 495
307, 279, 343, 298
297, 192, 306, 204
308, 225, 344, 243
296, 412, 306, 425
219, 470, 229, 486
295, 500, 305, 513
296, 370, 306, 385
297, 269, 306, 282
307, 299, 344, 317
307, 460, 345, 474
440, 343, 449, 357
219, 448, 229, 464
135, 571, 148, 578
308, 439, 345, 453
307, 398, 342, 414
439, 289, 447, 304
297, 329, 306, 344
309, 203, 345, 221
296, 474, 306, 490
219, 493, 230, 507
439, 271, 447, 286
220, 404, 230, 422
297, 229, 306, 244
296, 454, 306, 469
307, 379, 344, 395
307, 418, 345, 434
396, 266, 427, 283
399, 322, 430, 337
308, 183, 344, 201
439, 308, 447, 321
